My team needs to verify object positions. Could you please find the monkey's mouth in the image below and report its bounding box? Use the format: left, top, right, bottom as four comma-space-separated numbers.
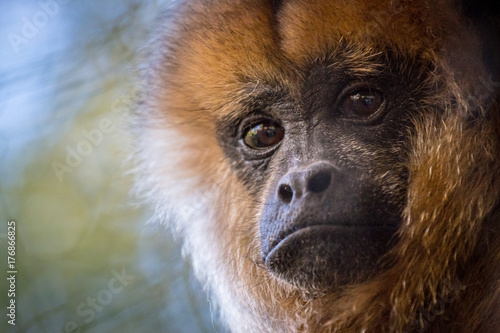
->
264, 224, 398, 289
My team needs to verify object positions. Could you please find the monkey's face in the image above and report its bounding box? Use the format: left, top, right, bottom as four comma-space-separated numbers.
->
145, 0, 482, 295
217, 51, 429, 290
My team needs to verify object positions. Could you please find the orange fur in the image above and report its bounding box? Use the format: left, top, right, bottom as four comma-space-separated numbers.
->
133, 0, 500, 331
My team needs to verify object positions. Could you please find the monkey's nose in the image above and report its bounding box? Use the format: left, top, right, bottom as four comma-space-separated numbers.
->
277, 162, 336, 204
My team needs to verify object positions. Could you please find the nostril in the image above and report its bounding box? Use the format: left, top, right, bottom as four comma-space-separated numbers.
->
307, 171, 331, 193
278, 184, 293, 203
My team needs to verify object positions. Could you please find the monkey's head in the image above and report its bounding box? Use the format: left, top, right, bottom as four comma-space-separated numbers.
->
134, 0, 500, 331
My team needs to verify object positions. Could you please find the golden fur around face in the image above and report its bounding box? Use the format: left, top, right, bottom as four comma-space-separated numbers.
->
132, 0, 500, 331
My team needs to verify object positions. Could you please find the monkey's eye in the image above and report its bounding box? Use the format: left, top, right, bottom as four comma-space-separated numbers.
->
339, 89, 384, 118
243, 119, 284, 149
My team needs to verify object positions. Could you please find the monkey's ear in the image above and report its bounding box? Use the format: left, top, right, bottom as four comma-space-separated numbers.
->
457, 0, 500, 81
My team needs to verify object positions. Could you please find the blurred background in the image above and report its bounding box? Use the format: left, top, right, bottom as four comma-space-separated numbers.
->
0, 1, 220, 332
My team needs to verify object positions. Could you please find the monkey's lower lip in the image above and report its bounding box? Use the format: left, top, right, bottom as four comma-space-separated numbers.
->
264, 225, 397, 288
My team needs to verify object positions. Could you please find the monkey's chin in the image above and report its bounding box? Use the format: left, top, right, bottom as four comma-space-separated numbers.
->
264, 225, 397, 291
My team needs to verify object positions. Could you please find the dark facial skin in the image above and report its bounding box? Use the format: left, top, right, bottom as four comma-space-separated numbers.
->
218, 50, 434, 291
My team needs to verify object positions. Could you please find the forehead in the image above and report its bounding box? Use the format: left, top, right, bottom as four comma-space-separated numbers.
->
160, 0, 464, 118
275, 0, 451, 64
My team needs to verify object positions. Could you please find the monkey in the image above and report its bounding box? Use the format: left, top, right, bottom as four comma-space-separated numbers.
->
131, 0, 500, 332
